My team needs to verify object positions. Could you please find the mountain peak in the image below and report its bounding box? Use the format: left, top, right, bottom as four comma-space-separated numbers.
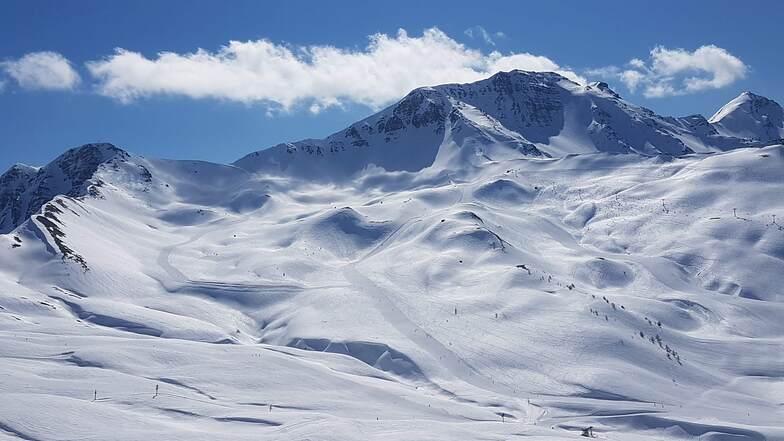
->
55, 142, 129, 164
710, 91, 781, 118
8, 163, 39, 173
0, 142, 131, 234
589, 81, 621, 98
494, 69, 571, 82
709, 92, 784, 142
1, 164, 40, 186
738, 91, 767, 101
48, 143, 129, 179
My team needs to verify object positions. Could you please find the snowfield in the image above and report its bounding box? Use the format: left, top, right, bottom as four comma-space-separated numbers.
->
1, 71, 783, 440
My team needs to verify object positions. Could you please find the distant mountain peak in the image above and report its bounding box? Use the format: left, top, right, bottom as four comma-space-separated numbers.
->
709, 92, 784, 142
711, 91, 779, 119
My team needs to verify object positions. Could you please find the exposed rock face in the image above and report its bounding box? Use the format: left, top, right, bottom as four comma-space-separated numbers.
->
0, 143, 129, 234
0, 164, 38, 233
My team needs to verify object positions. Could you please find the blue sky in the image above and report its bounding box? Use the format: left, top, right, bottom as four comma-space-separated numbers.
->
1, 0, 782, 171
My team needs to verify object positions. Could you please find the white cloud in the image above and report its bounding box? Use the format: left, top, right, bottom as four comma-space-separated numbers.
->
588, 45, 748, 98
1, 51, 80, 90
464, 25, 500, 46
619, 69, 645, 92
86, 27, 582, 111
628, 58, 646, 70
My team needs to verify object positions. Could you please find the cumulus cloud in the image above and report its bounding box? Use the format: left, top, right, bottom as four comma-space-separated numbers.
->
86, 28, 582, 111
588, 45, 748, 98
1, 51, 80, 90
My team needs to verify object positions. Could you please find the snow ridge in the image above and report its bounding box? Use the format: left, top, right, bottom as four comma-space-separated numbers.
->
235, 70, 782, 179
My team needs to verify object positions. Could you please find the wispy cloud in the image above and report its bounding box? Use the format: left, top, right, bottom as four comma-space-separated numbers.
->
587, 45, 748, 98
464, 25, 504, 46
1, 51, 81, 90
86, 27, 583, 111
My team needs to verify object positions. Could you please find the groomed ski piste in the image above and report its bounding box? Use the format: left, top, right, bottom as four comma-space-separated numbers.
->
1, 71, 782, 440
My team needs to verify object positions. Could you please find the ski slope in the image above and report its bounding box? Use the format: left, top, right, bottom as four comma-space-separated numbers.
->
1, 72, 783, 440
1, 144, 782, 440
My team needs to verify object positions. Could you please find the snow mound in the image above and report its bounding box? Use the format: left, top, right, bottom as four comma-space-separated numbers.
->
288, 338, 422, 379
563, 202, 597, 228
227, 191, 270, 214
575, 257, 635, 288
473, 179, 535, 205
423, 211, 507, 253
302, 207, 392, 259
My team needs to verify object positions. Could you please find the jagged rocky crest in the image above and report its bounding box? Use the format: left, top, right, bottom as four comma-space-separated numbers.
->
0, 143, 129, 234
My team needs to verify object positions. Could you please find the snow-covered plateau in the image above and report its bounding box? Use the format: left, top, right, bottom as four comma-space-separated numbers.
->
1, 71, 782, 440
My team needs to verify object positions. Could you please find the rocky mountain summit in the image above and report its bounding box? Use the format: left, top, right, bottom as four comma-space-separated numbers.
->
0, 143, 130, 234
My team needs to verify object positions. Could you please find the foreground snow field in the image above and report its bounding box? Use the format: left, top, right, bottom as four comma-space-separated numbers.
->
1, 72, 783, 440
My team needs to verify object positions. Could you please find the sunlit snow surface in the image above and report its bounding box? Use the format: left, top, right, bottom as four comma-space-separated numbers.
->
1, 142, 782, 440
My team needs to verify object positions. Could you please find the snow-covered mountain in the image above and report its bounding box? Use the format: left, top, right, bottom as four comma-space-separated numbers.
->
709, 91, 784, 142
235, 71, 778, 179
4, 72, 781, 236
1, 73, 783, 441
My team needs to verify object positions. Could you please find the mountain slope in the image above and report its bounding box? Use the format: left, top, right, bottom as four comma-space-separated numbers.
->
1, 141, 783, 440
709, 91, 784, 142
235, 71, 778, 180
